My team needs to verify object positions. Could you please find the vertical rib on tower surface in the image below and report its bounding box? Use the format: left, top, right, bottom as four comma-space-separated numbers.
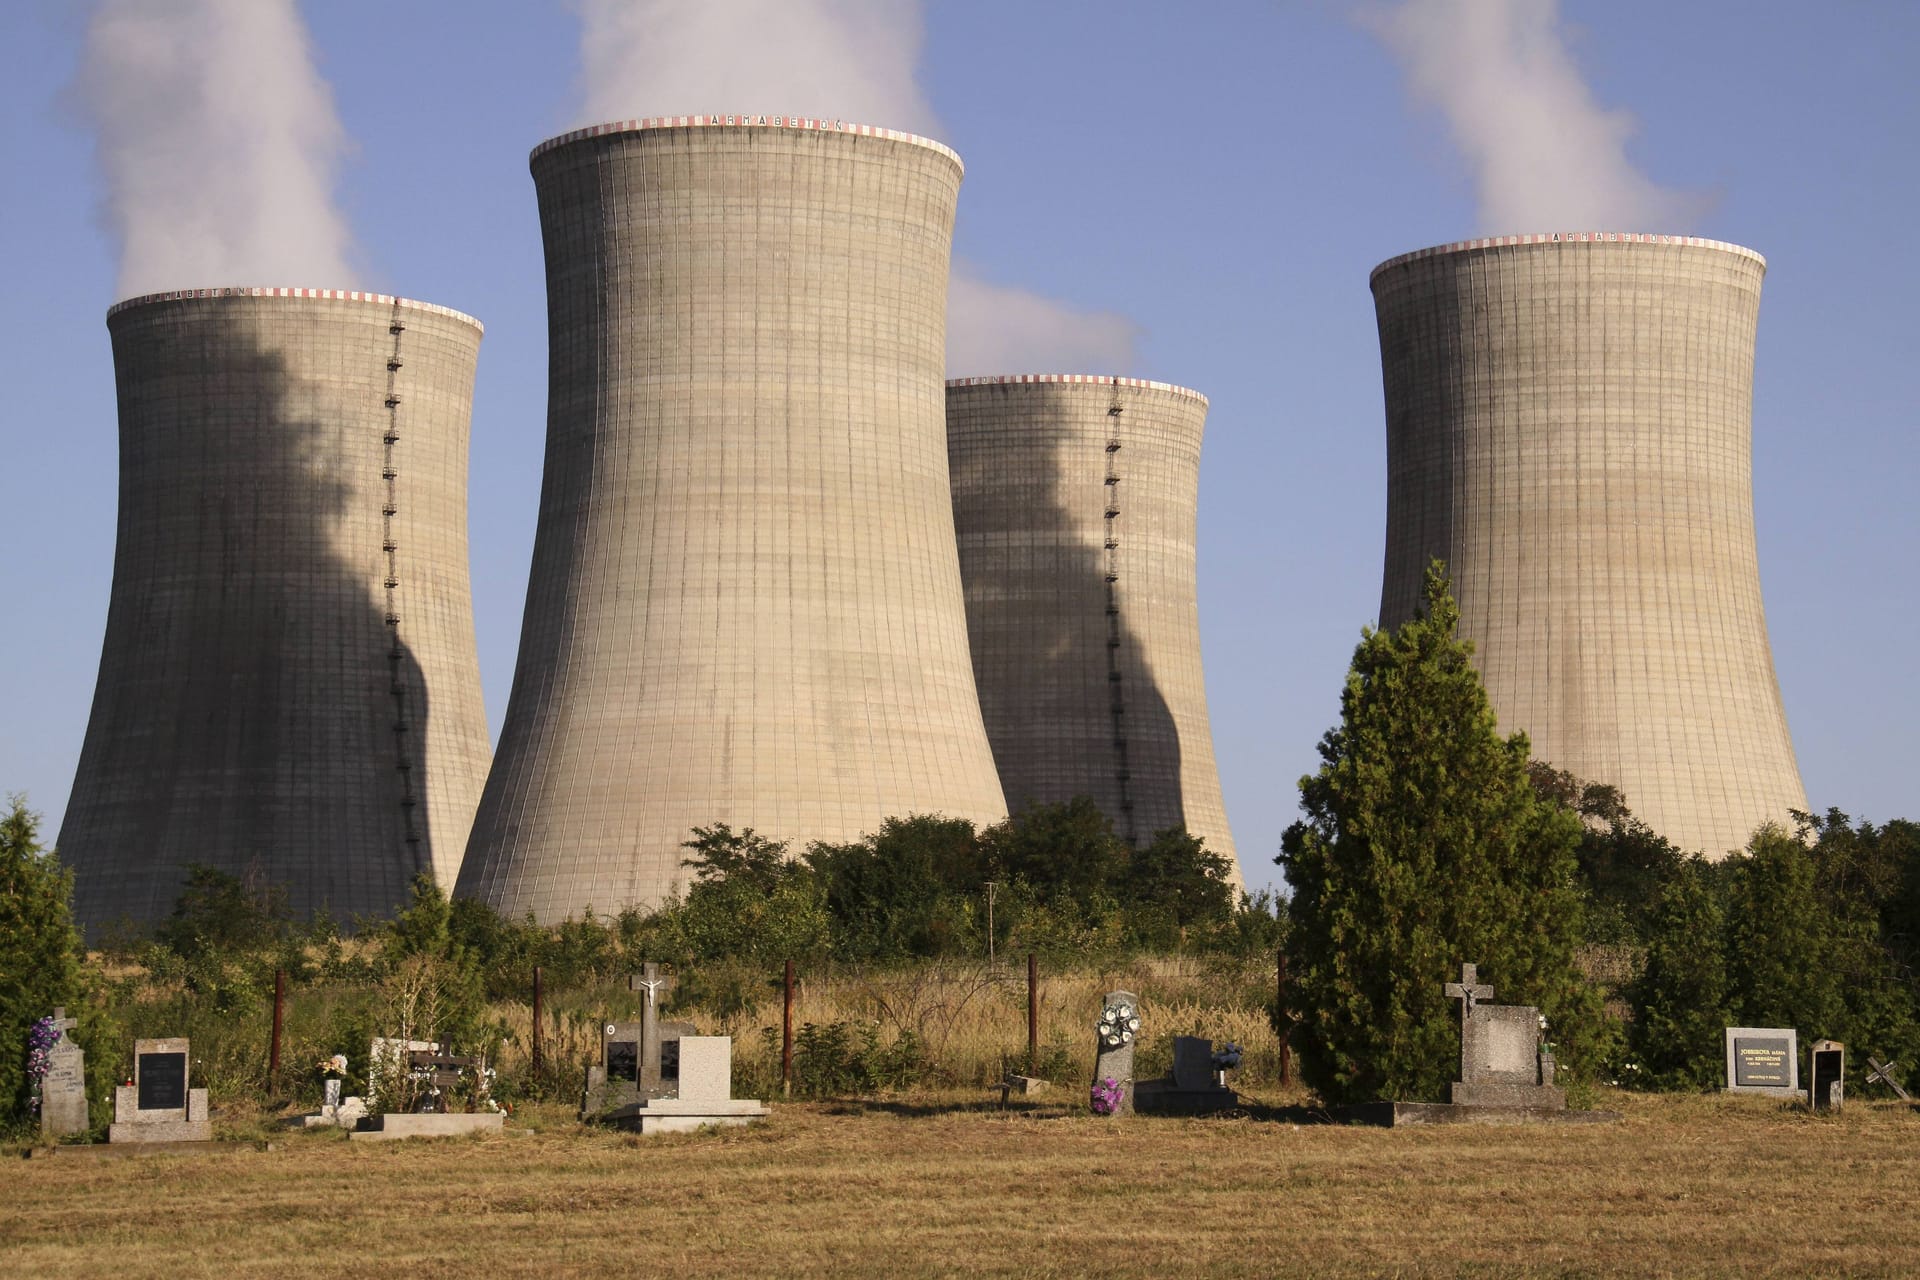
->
945, 375, 1239, 881
459, 117, 1007, 922
63, 289, 492, 933
1371, 233, 1807, 857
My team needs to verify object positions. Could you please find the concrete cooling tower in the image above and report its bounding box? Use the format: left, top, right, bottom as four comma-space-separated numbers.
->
459, 116, 1008, 923
1371, 233, 1807, 857
946, 375, 1239, 880
62, 287, 493, 934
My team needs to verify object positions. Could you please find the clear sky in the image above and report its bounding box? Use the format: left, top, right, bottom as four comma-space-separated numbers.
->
1, 1, 1914, 896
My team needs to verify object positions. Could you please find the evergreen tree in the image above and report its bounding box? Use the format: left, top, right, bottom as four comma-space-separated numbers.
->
1630, 858, 1731, 1089
0, 797, 104, 1127
1277, 564, 1608, 1105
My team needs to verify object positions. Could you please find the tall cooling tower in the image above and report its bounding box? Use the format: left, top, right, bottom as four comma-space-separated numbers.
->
1371, 233, 1807, 856
459, 116, 1007, 922
946, 375, 1239, 879
62, 288, 493, 933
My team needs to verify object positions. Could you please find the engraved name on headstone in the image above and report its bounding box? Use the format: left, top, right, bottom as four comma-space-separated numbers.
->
1724, 1027, 1799, 1097
39, 1008, 88, 1140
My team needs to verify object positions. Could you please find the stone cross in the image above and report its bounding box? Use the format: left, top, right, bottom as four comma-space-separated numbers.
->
1445, 963, 1493, 1015
629, 963, 677, 1091
1445, 963, 1495, 1083
1866, 1057, 1912, 1102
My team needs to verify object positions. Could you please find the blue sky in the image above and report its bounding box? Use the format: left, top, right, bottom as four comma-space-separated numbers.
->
1, 1, 1914, 895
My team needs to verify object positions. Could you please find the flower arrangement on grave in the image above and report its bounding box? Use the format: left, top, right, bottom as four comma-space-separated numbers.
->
1097, 1003, 1140, 1049
454, 1060, 501, 1114
315, 1053, 349, 1080
1210, 1042, 1244, 1072
24, 1016, 58, 1115
1089, 1076, 1125, 1116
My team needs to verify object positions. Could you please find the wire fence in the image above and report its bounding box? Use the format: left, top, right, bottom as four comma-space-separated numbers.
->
472, 952, 1287, 1100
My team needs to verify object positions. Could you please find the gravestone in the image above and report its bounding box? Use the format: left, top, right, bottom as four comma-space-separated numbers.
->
1134, 1035, 1238, 1115
1809, 1039, 1844, 1112
607, 1035, 769, 1134
367, 1037, 437, 1109
1444, 964, 1564, 1109
39, 1008, 88, 1140
110, 1037, 211, 1143
1092, 991, 1140, 1114
580, 1012, 699, 1119
1724, 1027, 1799, 1097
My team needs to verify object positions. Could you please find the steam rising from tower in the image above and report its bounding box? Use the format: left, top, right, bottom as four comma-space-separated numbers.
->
1370, 0, 1702, 231
77, 0, 358, 297
570, 0, 1135, 375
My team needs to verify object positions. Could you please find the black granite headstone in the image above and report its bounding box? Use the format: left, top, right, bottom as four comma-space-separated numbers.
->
607, 1040, 639, 1083
138, 1051, 187, 1110
1732, 1036, 1793, 1089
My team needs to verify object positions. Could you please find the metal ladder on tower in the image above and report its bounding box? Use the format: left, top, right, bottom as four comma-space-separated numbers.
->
381, 305, 422, 862
1102, 383, 1136, 845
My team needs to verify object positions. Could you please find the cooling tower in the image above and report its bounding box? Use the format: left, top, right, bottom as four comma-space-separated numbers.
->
458, 116, 1007, 922
62, 287, 493, 934
946, 375, 1239, 880
1372, 233, 1807, 857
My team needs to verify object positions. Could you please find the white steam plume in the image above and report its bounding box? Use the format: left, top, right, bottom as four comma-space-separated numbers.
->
1371, 0, 1702, 231
946, 268, 1139, 378
575, 0, 1137, 376
575, 0, 936, 133
78, 0, 357, 299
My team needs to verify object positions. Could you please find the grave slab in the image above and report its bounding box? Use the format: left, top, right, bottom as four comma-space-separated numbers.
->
110, 1038, 211, 1144
348, 1112, 506, 1141
1135, 1035, 1238, 1115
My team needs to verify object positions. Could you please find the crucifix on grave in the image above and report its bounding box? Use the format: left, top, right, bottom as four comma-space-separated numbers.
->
1866, 1056, 1911, 1102
629, 963, 677, 1092
1444, 963, 1494, 1081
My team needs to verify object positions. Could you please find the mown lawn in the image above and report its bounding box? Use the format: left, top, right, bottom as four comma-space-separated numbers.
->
7, 1090, 1917, 1278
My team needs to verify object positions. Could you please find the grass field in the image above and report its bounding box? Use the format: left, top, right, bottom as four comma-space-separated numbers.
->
9, 1089, 1918, 1278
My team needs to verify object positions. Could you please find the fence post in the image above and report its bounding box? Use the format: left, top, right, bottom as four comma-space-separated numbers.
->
269, 967, 286, 1083
1276, 949, 1292, 1088
532, 965, 544, 1077
782, 959, 795, 1097
1026, 952, 1038, 1075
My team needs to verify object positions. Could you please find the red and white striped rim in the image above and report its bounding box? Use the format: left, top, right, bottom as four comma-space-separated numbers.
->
945, 374, 1207, 407
1369, 233, 1765, 284
107, 287, 483, 333
531, 115, 962, 172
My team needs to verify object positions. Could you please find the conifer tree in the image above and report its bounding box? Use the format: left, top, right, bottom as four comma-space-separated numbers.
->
0, 797, 93, 1125
1278, 564, 1608, 1104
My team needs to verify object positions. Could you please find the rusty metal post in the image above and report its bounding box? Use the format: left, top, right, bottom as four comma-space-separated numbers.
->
269, 967, 286, 1081
1274, 955, 1290, 1090
782, 958, 795, 1096
1027, 952, 1038, 1074
532, 965, 544, 1076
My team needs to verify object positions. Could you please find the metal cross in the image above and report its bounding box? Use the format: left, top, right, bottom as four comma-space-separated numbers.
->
1444, 963, 1493, 1015
1866, 1056, 1912, 1102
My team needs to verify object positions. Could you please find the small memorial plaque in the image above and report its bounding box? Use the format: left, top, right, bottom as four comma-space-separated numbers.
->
1734, 1038, 1792, 1088
1725, 1026, 1799, 1096
137, 1052, 187, 1110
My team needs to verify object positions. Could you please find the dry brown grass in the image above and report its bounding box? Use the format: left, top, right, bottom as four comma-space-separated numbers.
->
9, 1090, 1919, 1278
490, 956, 1281, 1090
